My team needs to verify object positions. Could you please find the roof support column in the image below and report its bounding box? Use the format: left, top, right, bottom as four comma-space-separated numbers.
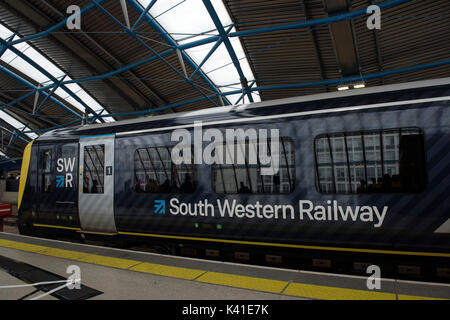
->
91, 0, 223, 108
323, 0, 360, 77
33, 75, 66, 115
0, 65, 83, 120
126, 0, 230, 105
7, 45, 105, 123
7, 0, 107, 47
235, 80, 256, 105
131, 0, 157, 31
202, 0, 254, 103
190, 24, 234, 80
0, 40, 8, 58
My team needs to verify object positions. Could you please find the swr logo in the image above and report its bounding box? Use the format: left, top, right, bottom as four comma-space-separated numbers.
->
56, 157, 75, 188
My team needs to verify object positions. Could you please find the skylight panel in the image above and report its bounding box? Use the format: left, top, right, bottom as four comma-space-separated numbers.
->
147, 0, 223, 43
0, 23, 114, 126
137, 0, 260, 105
0, 110, 38, 139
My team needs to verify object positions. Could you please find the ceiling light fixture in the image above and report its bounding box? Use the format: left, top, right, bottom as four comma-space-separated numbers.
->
353, 82, 366, 89
337, 85, 350, 91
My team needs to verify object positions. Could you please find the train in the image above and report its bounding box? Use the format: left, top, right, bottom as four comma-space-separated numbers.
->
17, 77, 450, 273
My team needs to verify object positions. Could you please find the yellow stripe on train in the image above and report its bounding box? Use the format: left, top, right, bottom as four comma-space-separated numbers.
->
18, 141, 34, 210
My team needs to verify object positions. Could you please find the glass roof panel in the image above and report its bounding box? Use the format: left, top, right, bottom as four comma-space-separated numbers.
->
0, 23, 115, 134
137, 0, 259, 105
0, 110, 38, 139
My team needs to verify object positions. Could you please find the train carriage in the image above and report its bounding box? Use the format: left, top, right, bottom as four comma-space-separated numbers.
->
17, 77, 450, 268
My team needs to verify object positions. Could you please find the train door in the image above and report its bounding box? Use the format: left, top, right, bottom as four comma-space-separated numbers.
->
78, 135, 117, 233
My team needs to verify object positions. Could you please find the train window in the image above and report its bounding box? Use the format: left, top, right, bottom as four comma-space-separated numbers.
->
134, 146, 196, 193
314, 128, 427, 194
212, 137, 295, 194
41, 150, 52, 193
83, 145, 105, 194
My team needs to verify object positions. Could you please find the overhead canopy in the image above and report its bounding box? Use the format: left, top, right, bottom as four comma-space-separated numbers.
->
0, 0, 449, 159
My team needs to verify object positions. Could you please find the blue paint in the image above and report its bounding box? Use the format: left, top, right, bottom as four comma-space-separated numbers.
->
80, 133, 115, 140
154, 200, 166, 214
56, 175, 64, 188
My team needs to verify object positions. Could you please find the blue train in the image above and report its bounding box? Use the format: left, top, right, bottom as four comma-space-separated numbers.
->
17, 77, 450, 268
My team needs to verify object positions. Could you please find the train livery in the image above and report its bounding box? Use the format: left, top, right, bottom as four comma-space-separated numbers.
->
17, 77, 450, 261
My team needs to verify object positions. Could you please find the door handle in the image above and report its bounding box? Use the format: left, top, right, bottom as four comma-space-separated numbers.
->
55, 201, 75, 205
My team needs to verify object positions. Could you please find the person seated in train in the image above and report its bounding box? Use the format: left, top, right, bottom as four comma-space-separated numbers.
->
159, 179, 171, 193
382, 174, 392, 192
272, 174, 281, 193
145, 178, 158, 192
91, 180, 99, 193
83, 178, 89, 193
238, 181, 251, 194
367, 178, 377, 192
357, 179, 367, 193
180, 174, 194, 193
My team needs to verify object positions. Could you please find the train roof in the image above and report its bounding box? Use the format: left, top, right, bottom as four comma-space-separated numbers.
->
37, 77, 450, 142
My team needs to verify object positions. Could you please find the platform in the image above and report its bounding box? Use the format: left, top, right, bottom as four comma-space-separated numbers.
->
0, 232, 449, 300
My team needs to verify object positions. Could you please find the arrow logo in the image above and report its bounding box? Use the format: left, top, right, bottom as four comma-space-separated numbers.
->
154, 200, 166, 214
56, 175, 64, 188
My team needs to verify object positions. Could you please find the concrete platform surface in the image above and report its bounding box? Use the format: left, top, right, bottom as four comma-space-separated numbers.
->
0, 232, 449, 300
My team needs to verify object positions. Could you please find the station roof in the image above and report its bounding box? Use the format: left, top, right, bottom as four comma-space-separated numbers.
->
0, 0, 449, 159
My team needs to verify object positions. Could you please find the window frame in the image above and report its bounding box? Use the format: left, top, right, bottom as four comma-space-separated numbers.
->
211, 136, 296, 195
313, 127, 427, 195
82, 144, 105, 194
133, 145, 197, 194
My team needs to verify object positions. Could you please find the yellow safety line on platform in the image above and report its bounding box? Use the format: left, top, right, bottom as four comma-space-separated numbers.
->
129, 262, 205, 280
0, 238, 446, 300
283, 283, 395, 300
196, 271, 288, 294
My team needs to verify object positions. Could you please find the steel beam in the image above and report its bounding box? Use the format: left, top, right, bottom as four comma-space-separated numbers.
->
119, 0, 131, 29
91, 0, 221, 107
34, 0, 166, 108
7, 0, 107, 47
1, 0, 412, 126
131, 0, 157, 31
87, 58, 450, 118
229, 0, 410, 38
235, 80, 256, 105
0, 91, 36, 112
0, 65, 83, 120
190, 24, 233, 80
48, 0, 409, 91
202, 0, 253, 103
0, 39, 8, 58
0, 126, 31, 144
0, 93, 57, 127
300, 0, 328, 91
17, 52, 448, 135
126, 0, 230, 105
8, 45, 105, 123
33, 76, 66, 115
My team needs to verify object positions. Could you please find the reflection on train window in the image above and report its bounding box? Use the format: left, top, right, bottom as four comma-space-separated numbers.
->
134, 146, 196, 193
315, 128, 427, 194
41, 150, 52, 193
83, 145, 105, 194
212, 137, 295, 194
